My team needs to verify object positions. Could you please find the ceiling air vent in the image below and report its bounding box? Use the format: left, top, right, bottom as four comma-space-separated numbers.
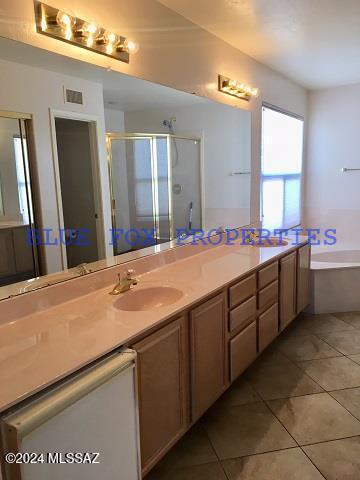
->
64, 88, 83, 105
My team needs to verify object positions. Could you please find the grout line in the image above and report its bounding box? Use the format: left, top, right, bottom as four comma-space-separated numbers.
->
299, 433, 360, 448
300, 446, 327, 479
327, 391, 360, 423
345, 355, 360, 366
199, 424, 231, 480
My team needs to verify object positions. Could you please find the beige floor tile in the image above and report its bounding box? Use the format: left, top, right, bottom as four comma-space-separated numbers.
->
297, 357, 360, 390
148, 424, 217, 472
279, 317, 313, 337
145, 462, 227, 480
318, 330, 360, 355
303, 437, 360, 480
348, 354, 360, 365
299, 314, 354, 334
276, 334, 342, 361
216, 378, 261, 407
202, 401, 296, 459
251, 347, 292, 367
268, 393, 360, 445
222, 448, 325, 480
334, 312, 360, 329
245, 362, 323, 400
330, 387, 360, 420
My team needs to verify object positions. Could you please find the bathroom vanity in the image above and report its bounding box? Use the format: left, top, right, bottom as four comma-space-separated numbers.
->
0, 239, 310, 479
129, 241, 311, 475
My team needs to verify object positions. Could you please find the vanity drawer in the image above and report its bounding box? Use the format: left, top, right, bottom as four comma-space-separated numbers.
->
229, 274, 256, 309
259, 303, 279, 352
258, 262, 279, 289
229, 295, 257, 333
258, 280, 279, 310
230, 321, 257, 382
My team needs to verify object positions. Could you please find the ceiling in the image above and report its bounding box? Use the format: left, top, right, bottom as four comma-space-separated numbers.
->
159, 0, 360, 89
0, 37, 207, 112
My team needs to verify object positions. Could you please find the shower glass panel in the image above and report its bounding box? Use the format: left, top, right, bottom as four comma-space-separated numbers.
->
169, 137, 201, 238
108, 136, 156, 256
0, 115, 38, 286
107, 133, 202, 256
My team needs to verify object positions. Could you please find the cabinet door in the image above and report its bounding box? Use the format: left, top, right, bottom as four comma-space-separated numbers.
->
132, 316, 188, 475
279, 252, 297, 330
230, 321, 257, 382
297, 244, 311, 314
259, 303, 279, 352
190, 292, 227, 422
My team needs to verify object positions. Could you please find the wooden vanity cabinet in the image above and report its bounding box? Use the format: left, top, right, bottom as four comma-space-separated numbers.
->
190, 292, 228, 422
130, 242, 310, 475
279, 252, 297, 330
131, 316, 189, 476
297, 243, 311, 313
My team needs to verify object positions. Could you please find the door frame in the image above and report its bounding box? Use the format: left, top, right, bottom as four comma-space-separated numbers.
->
49, 109, 106, 269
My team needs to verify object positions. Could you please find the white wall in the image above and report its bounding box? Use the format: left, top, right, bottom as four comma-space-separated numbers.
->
0, 58, 112, 274
0, 0, 308, 226
124, 103, 251, 229
305, 83, 360, 244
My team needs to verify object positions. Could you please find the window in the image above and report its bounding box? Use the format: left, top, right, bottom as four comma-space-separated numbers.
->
261, 105, 304, 231
13, 136, 30, 224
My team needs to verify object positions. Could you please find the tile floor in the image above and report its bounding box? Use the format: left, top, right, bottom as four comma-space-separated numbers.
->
145, 311, 360, 480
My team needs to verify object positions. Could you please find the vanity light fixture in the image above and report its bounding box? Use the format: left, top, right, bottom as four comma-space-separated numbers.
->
35, 2, 139, 63
218, 75, 259, 101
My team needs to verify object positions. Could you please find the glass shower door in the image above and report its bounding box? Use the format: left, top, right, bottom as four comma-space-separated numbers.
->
169, 137, 202, 238
108, 136, 157, 255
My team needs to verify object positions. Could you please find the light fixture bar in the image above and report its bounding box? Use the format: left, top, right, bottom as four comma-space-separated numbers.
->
218, 74, 259, 101
35, 2, 132, 63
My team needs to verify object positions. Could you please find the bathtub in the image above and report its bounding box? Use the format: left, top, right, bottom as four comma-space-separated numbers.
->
310, 246, 360, 314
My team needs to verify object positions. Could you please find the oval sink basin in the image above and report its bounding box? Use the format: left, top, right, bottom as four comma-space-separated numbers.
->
251, 237, 288, 247
114, 286, 184, 311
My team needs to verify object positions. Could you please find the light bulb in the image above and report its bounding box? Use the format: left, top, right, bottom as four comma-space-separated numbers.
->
86, 23, 98, 34
126, 40, 139, 54
107, 32, 117, 44
56, 11, 73, 29
74, 21, 100, 38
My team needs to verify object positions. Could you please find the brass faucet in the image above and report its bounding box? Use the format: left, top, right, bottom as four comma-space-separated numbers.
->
109, 269, 138, 295
76, 263, 91, 276
244, 230, 260, 244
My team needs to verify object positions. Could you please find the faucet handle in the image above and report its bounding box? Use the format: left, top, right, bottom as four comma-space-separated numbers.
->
125, 268, 135, 279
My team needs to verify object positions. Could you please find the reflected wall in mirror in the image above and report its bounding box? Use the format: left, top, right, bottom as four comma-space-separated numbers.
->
0, 37, 251, 300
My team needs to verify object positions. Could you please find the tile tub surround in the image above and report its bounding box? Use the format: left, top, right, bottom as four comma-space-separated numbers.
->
146, 313, 360, 480
0, 235, 308, 413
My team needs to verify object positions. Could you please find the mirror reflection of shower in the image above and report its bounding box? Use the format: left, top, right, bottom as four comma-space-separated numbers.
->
107, 133, 202, 256
162, 117, 199, 236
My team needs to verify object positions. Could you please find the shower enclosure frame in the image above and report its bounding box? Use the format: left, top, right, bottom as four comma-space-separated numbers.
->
106, 132, 202, 255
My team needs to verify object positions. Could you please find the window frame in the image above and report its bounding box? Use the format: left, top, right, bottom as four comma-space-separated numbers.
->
260, 102, 305, 231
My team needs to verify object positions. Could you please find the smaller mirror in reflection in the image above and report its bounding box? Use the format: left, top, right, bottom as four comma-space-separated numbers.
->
0, 115, 39, 287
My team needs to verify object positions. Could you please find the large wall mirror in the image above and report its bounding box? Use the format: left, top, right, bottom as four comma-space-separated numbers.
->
0, 37, 251, 300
